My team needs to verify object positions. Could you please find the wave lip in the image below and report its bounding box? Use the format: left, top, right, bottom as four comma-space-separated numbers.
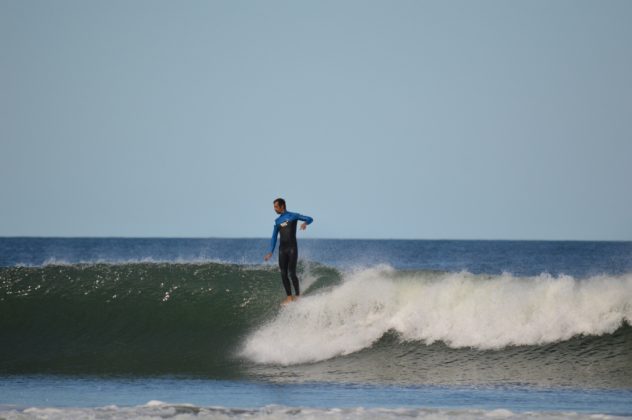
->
240, 266, 632, 365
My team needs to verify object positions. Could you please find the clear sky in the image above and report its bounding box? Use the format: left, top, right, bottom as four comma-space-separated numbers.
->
1, 0, 631, 240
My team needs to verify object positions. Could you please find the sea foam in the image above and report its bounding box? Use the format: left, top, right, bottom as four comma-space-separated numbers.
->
1, 404, 623, 420
240, 265, 632, 364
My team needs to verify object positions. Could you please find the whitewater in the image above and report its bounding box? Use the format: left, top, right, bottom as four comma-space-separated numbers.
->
241, 266, 632, 364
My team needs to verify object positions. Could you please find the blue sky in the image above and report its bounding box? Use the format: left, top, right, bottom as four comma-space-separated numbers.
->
2, 0, 631, 240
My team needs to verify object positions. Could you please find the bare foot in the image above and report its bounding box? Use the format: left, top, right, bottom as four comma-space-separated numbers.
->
281, 296, 293, 305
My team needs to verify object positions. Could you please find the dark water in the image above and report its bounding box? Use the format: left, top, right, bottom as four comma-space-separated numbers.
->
1, 238, 631, 417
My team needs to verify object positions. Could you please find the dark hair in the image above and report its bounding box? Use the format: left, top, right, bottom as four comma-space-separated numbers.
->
274, 198, 286, 208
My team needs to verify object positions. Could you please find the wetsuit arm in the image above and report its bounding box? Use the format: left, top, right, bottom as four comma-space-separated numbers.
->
268, 224, 279, 254
297, 214, 313, 225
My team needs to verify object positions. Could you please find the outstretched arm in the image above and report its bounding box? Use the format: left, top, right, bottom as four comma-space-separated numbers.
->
264, 224, 279, 261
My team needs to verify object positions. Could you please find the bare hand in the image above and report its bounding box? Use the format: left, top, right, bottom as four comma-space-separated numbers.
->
264, 253, 272, 261
300, 222, 308, 230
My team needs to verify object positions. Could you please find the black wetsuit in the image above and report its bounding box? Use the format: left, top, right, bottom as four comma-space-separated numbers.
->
268, 211, 313, 296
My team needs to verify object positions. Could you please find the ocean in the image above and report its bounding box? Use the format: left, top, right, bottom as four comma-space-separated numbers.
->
1, 237, 631, 419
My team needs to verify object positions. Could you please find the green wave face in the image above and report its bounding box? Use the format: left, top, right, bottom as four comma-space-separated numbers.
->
0, 262, 341, 376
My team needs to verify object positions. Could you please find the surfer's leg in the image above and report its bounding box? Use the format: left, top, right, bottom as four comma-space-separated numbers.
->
288, 247, 299, 296
278, 248, 292, 296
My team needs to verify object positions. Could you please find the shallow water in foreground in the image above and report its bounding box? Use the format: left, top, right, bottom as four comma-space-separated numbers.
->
1, 376, 632, 418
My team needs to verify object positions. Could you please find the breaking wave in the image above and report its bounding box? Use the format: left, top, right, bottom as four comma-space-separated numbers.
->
1, 262, 631, 377
241, 265, 632, 364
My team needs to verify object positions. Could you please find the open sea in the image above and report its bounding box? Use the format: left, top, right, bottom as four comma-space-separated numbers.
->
1, 237, 631, 419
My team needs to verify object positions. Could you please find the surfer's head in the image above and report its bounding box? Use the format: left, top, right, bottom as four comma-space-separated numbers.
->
273, 198, 286, 214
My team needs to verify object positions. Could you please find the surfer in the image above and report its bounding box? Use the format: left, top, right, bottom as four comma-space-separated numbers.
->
263, 198, 313, 304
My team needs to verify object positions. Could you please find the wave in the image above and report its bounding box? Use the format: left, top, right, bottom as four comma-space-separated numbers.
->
241, 265, 632, 364
1, 262, 631, 378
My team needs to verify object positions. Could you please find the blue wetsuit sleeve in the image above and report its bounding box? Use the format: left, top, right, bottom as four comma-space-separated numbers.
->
268, 224, 279, 254
297, 213, 314, 225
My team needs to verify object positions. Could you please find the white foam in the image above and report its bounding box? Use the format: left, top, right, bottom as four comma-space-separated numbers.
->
0, 404, 623, 419
12, 256, 246, 268
240, 266, 632, 364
